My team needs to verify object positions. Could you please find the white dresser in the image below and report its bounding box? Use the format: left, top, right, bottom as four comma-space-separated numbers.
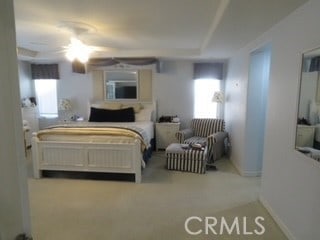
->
21, 107, 39, 147
296, 124, 315, 147
155, 122, 180, 151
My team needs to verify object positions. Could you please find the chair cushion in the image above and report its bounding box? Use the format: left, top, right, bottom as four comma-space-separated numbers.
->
184, 136, 207, 146
166, 143, 187, 154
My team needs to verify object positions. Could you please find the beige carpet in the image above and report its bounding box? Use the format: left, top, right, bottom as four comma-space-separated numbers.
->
27, 151, 287, 240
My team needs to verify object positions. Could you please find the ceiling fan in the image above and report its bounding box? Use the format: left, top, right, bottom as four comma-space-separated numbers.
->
16, 21, 118, 63
57, 21, 118, 63
64, 37, 94, 63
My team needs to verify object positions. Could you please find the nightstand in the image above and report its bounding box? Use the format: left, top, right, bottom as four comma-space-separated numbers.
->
296, 124, 315, 147
155, 122, 180, 151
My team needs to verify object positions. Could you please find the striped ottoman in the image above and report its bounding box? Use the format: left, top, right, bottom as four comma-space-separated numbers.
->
165, 143, 207, 174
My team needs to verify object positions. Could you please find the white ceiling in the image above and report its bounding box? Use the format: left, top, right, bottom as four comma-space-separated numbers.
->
14, 0, 308, 62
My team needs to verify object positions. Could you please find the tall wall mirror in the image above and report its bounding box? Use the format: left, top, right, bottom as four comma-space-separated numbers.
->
104, 70, 138, 100
296, 47, 320, 162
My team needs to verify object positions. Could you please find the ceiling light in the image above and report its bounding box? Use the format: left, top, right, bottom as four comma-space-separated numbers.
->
65, 38, 92, 63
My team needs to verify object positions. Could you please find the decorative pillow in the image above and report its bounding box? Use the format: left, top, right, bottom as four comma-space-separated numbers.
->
89, 107, 135, 122
121, 103, 143, 113
87, 102, 122, 119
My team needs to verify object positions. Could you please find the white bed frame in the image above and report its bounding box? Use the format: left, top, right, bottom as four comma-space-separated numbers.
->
31, 102, 156, 183
32, 136, 143, 182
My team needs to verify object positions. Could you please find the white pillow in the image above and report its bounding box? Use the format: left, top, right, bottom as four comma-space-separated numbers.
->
91, 102, 122, 110
121, 103, 143, 113
135, 106, 153, 121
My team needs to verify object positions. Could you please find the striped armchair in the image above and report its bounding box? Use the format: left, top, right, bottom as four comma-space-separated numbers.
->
176, 118, 228, 163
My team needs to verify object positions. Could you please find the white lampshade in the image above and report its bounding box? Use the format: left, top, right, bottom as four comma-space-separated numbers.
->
212, 91, 224, 103
58, 99, 72, 111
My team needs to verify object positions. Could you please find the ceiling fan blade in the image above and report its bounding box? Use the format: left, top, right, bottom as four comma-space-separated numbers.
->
55, 48, 67, 53
90, 45, 119, 52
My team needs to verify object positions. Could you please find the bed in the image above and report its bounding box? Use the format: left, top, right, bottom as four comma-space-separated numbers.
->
32, 102, 155, 183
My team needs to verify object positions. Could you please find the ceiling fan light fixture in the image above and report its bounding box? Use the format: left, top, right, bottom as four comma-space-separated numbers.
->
65, 37, 92, 63
77, 51, 90, 63
65, 50, 75, 61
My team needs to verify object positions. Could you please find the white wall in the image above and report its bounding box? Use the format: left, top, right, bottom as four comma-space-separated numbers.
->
154, 60, 195, 128
57, 61, 93, 119
224, 49, 249, 174
225, 0, 320, 239
0, 0, 31, 238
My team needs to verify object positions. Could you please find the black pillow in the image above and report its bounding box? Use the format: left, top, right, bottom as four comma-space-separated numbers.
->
89, 107, 135, 122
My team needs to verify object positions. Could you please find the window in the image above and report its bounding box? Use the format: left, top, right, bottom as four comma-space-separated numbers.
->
194, 79, 221, 118
34, 79, 58, 118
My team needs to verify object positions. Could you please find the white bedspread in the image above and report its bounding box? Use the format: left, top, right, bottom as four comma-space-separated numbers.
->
43, 121, 154, 145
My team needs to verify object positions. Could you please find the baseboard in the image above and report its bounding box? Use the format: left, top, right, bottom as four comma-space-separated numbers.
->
259, 196, 296, 240
230, 159, 261, 177
230, 158, 241, 174
241, 170, 261, 177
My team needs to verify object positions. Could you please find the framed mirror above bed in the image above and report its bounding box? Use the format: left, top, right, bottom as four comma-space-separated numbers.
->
295, 46, 320, 162
104, 70, 138, 100
103, 69, 153, 102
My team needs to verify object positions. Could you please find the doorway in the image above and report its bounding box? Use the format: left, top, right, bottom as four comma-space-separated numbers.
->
245, 45, 271, 175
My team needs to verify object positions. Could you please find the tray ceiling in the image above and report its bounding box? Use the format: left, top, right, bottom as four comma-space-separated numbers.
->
14, 0, 308, 61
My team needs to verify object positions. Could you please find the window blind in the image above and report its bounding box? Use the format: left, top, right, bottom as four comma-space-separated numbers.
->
193, 63, 224, 80
31, 64, 60, 79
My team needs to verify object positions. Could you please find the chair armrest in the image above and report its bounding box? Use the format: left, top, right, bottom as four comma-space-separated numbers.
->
210, 131, 228, 143
175, 128, 194, 143
207, 132, 228, 162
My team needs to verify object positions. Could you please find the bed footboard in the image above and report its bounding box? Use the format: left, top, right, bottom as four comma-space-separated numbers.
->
32, 136, 142, 183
